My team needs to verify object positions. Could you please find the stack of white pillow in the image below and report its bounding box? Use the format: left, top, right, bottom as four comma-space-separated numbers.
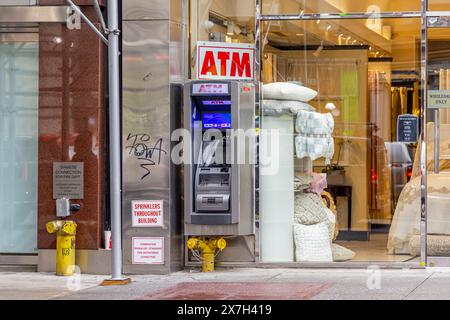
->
262, 82, 355, 263
262, 82, 317, 116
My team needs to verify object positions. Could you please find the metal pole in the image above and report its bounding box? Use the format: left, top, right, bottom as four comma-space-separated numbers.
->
435, 110, 440, 173
107, 0, 123, 281
259, 12, 423, 21
255, 0, 262, 262
420, 0, 428, 267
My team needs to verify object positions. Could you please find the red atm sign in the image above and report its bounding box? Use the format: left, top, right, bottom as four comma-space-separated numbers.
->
196, 41, 255, 81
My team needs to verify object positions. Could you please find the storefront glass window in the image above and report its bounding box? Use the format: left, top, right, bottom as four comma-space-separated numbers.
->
261, 0, 421, 15
424, 26, 450, 262
429, 0, 450, 11
0, 42, 39, 254
260, 17, 423, 263
189, 0, 447, 264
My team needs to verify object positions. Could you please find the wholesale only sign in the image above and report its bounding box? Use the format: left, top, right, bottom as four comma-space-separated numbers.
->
428, 90, 450, 109
196, 41, 255, 81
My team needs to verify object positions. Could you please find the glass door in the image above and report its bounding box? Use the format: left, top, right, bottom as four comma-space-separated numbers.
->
424, 1, 450, 267
0, 40, 39, 255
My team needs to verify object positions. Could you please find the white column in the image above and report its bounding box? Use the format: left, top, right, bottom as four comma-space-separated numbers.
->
260, 115, 295, 262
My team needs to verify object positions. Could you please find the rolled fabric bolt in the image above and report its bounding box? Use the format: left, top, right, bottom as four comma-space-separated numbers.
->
440, 68, 446, 90
446, 69, 450, 90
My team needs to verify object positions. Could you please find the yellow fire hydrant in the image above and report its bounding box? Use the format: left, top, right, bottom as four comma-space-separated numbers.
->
46, 220, 77, 276
187, 237, 227, 272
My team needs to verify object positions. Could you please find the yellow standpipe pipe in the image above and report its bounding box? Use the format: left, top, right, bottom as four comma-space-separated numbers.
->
46, 220, 77, 276
187, 237, 227, 272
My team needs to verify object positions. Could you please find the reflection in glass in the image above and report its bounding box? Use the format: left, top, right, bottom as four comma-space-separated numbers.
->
422, 27, 450, 259
261, 18, 421, 263
261, 0, 421, 15
0, 43, 39, 254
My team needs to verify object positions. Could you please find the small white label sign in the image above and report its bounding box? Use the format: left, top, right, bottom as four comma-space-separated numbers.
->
131, 200, 163, 227
132, 237, 164, 265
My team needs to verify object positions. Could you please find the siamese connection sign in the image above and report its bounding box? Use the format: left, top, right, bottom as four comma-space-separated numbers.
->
196, 41, 255, 81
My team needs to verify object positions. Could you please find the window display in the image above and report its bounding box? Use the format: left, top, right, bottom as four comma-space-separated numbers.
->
388, 123, 450, 255
191, 0, 450, 266
261, 0, 422, 15
260, 16, 423, 264
260, 81, 355, 262
0, 43, 39, 254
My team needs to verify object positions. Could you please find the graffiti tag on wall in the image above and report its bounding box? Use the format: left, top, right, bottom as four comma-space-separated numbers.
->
125, 133, 167, 180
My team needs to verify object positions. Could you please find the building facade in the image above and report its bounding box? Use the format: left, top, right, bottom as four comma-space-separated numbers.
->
1, 0, 450, 274
0, 1, 108, 273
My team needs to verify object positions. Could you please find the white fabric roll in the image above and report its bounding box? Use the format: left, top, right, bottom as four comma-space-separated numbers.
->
439, 68, 446, 90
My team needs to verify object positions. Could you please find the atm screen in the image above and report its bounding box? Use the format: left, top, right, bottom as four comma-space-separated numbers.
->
202, 112, 231, 130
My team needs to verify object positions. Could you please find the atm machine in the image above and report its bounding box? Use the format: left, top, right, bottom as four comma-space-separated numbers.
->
184, 80, 255, 237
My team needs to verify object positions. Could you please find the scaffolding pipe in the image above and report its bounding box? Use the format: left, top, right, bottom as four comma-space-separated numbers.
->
92, 0, 107, 33
63, 0, 126, 284
66, 0, 108, 44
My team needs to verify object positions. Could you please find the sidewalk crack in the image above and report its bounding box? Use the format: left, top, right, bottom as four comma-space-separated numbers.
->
267, 273, 282, 281
401, 271, 433, 300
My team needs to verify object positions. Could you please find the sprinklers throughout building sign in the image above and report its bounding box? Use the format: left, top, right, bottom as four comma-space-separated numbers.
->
131, 200, 164, 227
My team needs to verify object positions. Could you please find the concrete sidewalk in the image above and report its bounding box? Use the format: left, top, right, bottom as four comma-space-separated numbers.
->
1, 267, 450, 300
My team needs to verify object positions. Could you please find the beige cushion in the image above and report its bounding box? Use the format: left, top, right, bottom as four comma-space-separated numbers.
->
294, 175, 313, 192
325, 209, 336, 242
409, 235, 450, 256
294, 192, 329, 225
331, 244, 355, 262
322, 191, 339, 241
